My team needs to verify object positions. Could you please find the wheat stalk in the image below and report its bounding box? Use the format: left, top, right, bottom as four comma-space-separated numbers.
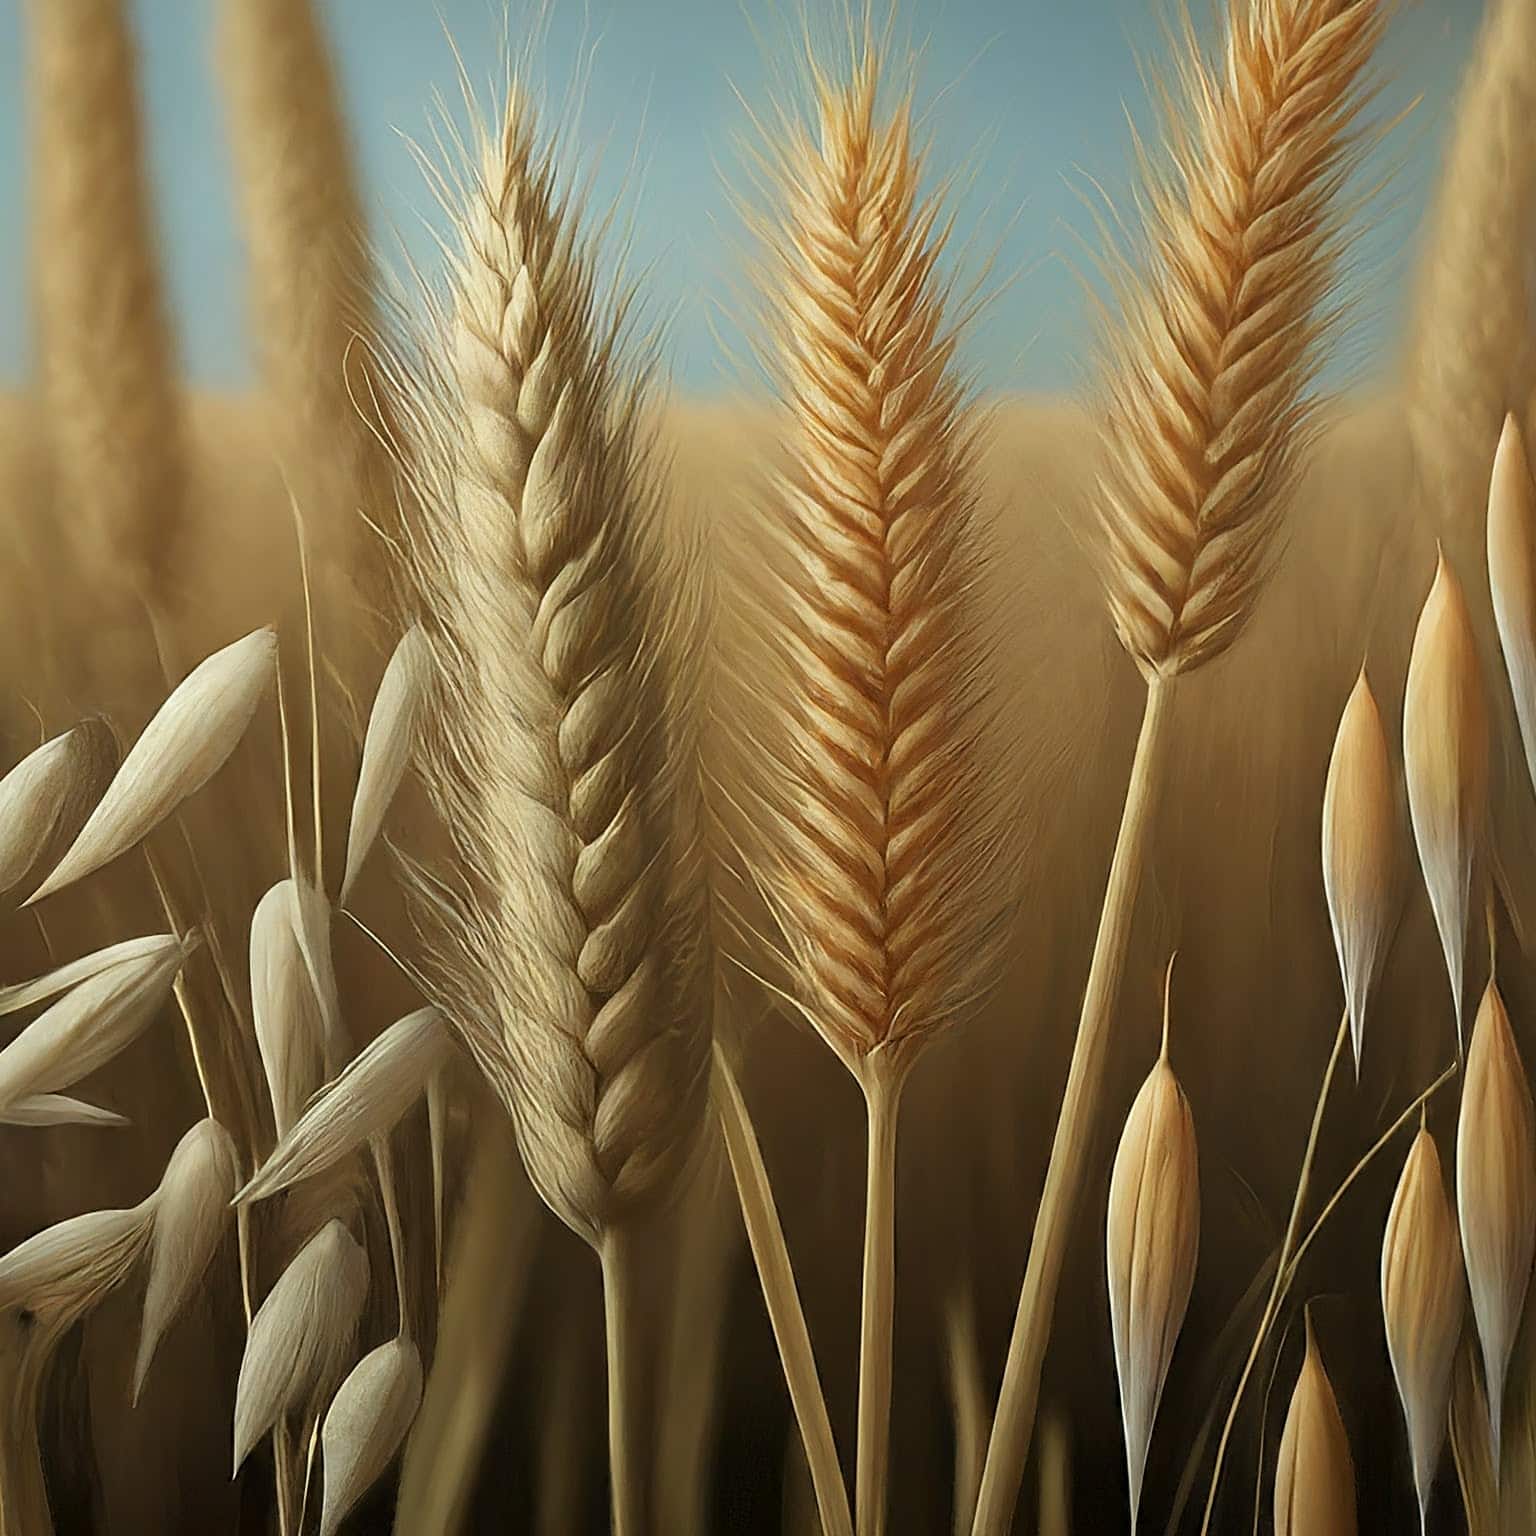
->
27, 0, 185, 622
381, 82, 708, 1534
743, 39, 1005, 1536
972, 3, 1387, 1529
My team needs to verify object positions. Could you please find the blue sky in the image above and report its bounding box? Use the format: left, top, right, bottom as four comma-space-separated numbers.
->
0, 1, 1485, 396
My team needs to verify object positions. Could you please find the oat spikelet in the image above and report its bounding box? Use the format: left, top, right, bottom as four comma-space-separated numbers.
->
748, 48, 1001, 1079
385, 87, 707, 1251
1096, 0, 1386, 677
1105, 970, 1199, 1533
1404, 554, 1488, 1046
1381, 1125, 1464, 1533
1321, 669, 1398, 1073
1274, 1310, 1357, 1536
1488, 415, 1536, 801
1456, 980, 1536, 1468
28, 0, 184, 605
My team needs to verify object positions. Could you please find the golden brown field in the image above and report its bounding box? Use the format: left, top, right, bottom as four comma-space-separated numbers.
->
2, 1, 1536, 1534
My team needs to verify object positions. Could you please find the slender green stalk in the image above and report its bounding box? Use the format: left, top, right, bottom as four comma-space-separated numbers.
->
601, 1224, 648, 1536
856, 1062, 905, 1536
1198, 1009, 1350, 1534
971, 675, 1175, 1535
714, 1045, 854, 1536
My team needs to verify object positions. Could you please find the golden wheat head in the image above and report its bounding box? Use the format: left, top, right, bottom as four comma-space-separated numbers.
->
744, 44, 1003, 1078
381, 86, 707, 1249
1096, 0, 1385, 678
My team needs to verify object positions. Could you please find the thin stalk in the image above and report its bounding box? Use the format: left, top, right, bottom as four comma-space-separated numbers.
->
856, 1060, 905, 1536
714, 1043, 854, 1536
373, 1132, 411, 1339
1198, 1008, 1350, 1535
971, 674, 1176, 1535
601, 1222, 648, 1536
946, 1285, 991, 1536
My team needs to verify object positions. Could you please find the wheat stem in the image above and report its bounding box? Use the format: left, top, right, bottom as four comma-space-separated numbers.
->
947, 1285, 990, 1536
601, 1223, 648, 1536
971, 673, 1175, 1535
714, 1044, 853, 1536
1198, 1008, 1349, 1534
372, 1133, 411, 1339
856, 1061, 905, 1536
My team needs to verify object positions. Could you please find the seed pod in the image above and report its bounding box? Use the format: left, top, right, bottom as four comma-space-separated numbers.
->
1322, 669, 1397, 1072
1106, 975, 1199, 1530
232, 1219, 368, 1473
28, 629, 277, 903
135, 1118, 241, 1401
1456, 980, 1536, 1466
1404, 553, 1488, 1048
0, 933, 184, 1018
251, 880, 328, 1139
1274, 1310, 1356, 1536
319, 1335, 423, 1536
341, 626, 428, 903
1488, 414, 1536, 800
1381, 1125, 1464, 1530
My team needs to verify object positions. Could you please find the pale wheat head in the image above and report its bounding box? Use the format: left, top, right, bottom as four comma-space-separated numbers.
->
382, 86, 707, 1248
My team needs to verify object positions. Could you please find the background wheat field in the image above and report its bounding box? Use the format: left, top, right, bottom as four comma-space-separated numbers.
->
0, 1, 1534, 1534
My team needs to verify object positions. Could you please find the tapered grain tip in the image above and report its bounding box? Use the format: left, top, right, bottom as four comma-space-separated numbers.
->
1096, 0, 1387, 678
232, 1219, 368, 1473
1322, 669, 1397, 1073
1381, 1127, 1464, 1524
27, 629, 278, 903
1274, 1312, 1357, 1536
1404, 555, 1488, 1046
1456, 979, 1536, 1468
135, 1118, 241, 1403
1488, 412, 1536, 801
1106, 1041, 1199, 1529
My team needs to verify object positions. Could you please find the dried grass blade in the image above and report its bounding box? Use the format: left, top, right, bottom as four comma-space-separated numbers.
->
0, 1095, 128, 1128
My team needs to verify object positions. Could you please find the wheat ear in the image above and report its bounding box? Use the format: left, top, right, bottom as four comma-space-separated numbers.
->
972, 3, 1387, 1529
1403, 0, 1536, 520
382, 84, 707, 1535
745, 42, 1004, 1536
27, 0, 184, 617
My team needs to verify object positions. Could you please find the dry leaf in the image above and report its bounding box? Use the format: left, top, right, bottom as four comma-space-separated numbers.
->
1404, 553, 1488, 1046
1381, 1125, 1464, 1526
1457, 980, 1536, 1465
238, 1007, 450, 1205
232, 1219, 368, 1473
341, 626, 428, 903
135, 1118, 241, 1401
28, 628, 277, 902
1322, 670, 1398, 1072
318, 1334, 423, 1536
